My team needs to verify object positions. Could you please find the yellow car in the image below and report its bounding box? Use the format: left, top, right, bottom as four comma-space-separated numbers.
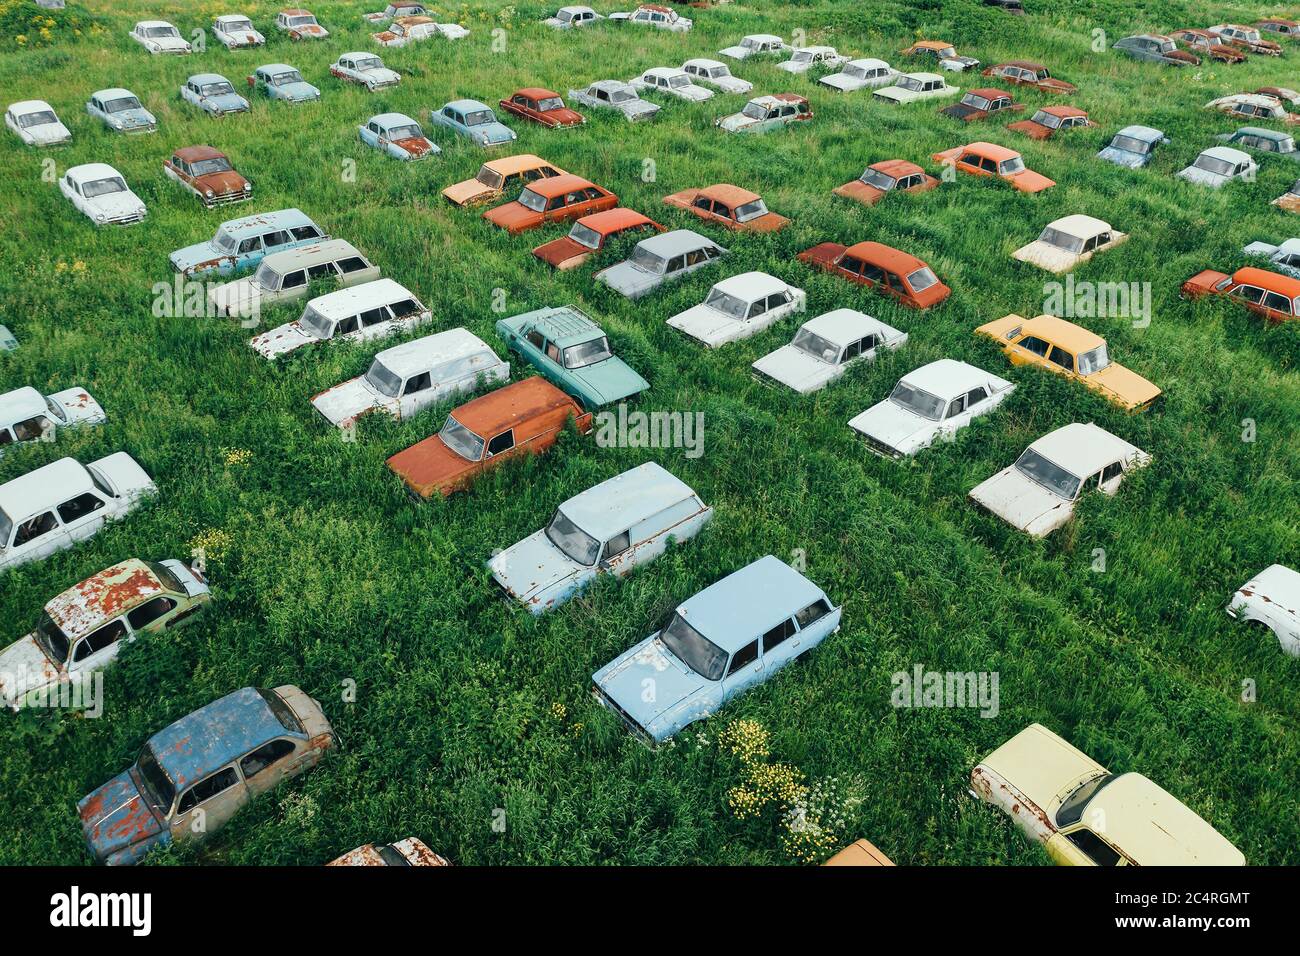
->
971, 724, 1245, 866
975, 313, 1161, 411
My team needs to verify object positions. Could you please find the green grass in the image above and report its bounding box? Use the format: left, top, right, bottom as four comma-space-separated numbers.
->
1, 0, 1298, 865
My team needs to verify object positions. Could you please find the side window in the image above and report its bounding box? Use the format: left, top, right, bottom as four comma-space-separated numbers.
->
861, 264, 888, 284
12, 416, 52, 441
545, 342, 562, 363
335, 316, 360, 335
747, 299, 767, 319
795, 599, 832, 629
980, 157, 999, 173
403, 372, 432, 395
360, 307, 389, 327
262, 230, 291, 249
177, 767, 239, 814
308, 262, 335, 280
0, 429, 12, 445
291, 225, 322, 241
1101, 461, 1123, 482
966, 386, 988, 406
1020, 335, 1050, 357
127, 596, 177, 631
72, 619, 128, 662
692, 197, 713, 212
604, 530, 631, 559
14, 512, 58, 545
666, 254, 686, 273
237, 237, 262, 254
843, 339, 863, 360
526, 330, 545, 350
947, 394, 969, 417
337, 256, 370, 274
685, 248, 707, 266
839, 255, 864, 275
280, 270, 307, 290
388, 299, 421, 319
487, 430, 515, 456
1066, 829, 1122, 866
728, 639, 759, 675
1047, 346, 1073, 370
239, 739, 296, 779
1263, 291, 1293, 314
58, 493, 105, 524
1233, 285, 1265, 304
762, 618, 796, 652
767, 291, 791, 309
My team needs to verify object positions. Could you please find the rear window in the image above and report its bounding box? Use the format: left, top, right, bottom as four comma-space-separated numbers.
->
256, 688, 304, 733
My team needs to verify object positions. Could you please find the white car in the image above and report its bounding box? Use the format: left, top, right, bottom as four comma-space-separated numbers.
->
819, 58, 898, 92
250, 279, 431, 360
59, 164, 146, 227
968, 422, 1150, 537
1012, 214, 1128, 273
682, 59, 751, 95
719, 34, 786, 60
874, 72, 959, 104
1, 386, 105, 452
568, 80, 661, 121
631, 67, 714, 102
753, 310, 906, 394
1242, 237, 1300, 277
667, 272, 805, 347
331, 52, 401, 91
545, 5, 602, 28
212, 14, 264, 48
208, 240, 380, 319
0, 455, 157, 574
1206, 93, 1297, 123
130, 20, 191, 54
849, 360, 1013, 458
1227, 565, 1300, 656
1176, 146, 1257, 187
310, 329, 508, 428
609, 5, 691, 31
372, 15, 467, 46
363, 2, 426, 23
778, 46, 848, 74
5, 100, 70, 146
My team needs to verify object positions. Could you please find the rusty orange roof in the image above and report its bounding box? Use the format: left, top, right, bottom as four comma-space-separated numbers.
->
772, 93, 808, 104
700, 183, 762, 206
872, 159, 925, 178
1233, 266, 1300, 298
515, 87, 561, 100
482, 154, 552, 176
45, 560, 168, 640
968, 88, 1010, 99
1002, 60, 1047, 70
174, 145, 226, 162
910, 40, 953, 50
843, 240, 929, 274
525, 174, 598, 198
578, 207, 655, 234
452, 377, 578, 435
1039, 105, 1088, 118
959, 141, 1021, 161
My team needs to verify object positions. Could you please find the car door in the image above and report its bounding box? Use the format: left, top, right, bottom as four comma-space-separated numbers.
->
397, 370, 434, 419
720, 637, 764, 702
1048, 826, 1125, 866
57, 491, 109, 545
8, 510, 65, 564
357, 305, 396, 341
1008, 333, 1050, 366
68, 618, 130, 684
171, 765, 247, 841
238, 738, 304, 798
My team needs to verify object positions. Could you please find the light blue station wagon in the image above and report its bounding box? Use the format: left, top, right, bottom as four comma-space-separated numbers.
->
593, 555, 841, 745
430, 99, 517, 147
252, 64, 321, 103
169, 208, 328, 277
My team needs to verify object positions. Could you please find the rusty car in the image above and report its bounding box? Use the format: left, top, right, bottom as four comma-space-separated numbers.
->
531, 207, 662, 270
752, 309, 907, 394
899, 39, 979, 71
931, 141, 1055, 192
939, 87, 1023, 122
1176, 145, 1257, 187
631, 67, 714, 102
164, 146, 252, 207
179, 73, 250, 116
1256, 18, 1300, 39
662, 183, 789, 232
482, 174, 617, 235
568, 80, 661, 122
330, 52, 400, 91
169, 207, 327, 277
777, 46, 847, 74
442, 154, 565, 206
1207, 23, 1282, 55
212, 14, 264, 49
1205, 92, 1298, 124
275, 8, 328, 39
1097, 124, 1167, 168
329, 838, 450, 865
833, 159, 939, 205
1168, 29, 1247, 63
982, 61, 1077, 92
130, 20, 191, 55
1, 385, 105, 451
1011, 214, 1127, 272
499, 88, 585, 128
1007, 105, 1090, 139
594, 228, 727, 299
1182, 265, 1300, 321
249, 63, 320, 103
797, 239, 951, 308
1226, 565, 1300, 656
716, 93, 812, 131
1216, 126, 1300, 162
1112, 33, 1200, 66
86, 88, 156, 133
609, 4, 691, 31
359, 113, 439, 160
819, 58, 897, 92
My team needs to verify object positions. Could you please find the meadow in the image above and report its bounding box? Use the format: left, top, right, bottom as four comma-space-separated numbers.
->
0, 0, 1297, 865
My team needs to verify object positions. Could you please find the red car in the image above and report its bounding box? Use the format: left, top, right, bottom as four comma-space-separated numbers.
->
797, 240, 951, 309
981, 61, 1077, 93
482, 173, 618, 234
532, 207, 662, 270
931, 141, 1054, 193
1006, 105, 1090, 140
162, 145, 252, 207
1182, 266, 1300, 322
498, 88, 585, 128
832, 160, 939, 206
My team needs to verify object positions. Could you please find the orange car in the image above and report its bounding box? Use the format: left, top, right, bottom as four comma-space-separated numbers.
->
481, 173, 618, 234
833, 160, 939, 206
531, 207, 662, 270
823, 839, 896, 866
163, 145, 252, 207
797, 239, 951, 308
387, 378, 592, 498
931, 141, 1054, 192
498, 87, 585, 128
661, 183, 789, 232
1006, 105, 1090, 140
441, 154, 566, 206
1182, 266, 1300, 322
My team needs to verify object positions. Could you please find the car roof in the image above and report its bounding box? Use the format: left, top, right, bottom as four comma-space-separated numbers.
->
712, 270, 787, 301
187, 73, 231, 85
700, 183, 761, 205
575, 207, 654, 234
966, 87, 1011, 99
677, 555, 826, 651
136, 20, 175, 28
589, 79, 633, 91
1221, 93, 1280, 108
999, 60, 1047, 70
1044, 213, 1113, 239
1038, 105, 1087, 118
523, 173, 597, 198
340, 50, 380, 59
66, 163, 123, 181
217, 207, 312, 237
446, 98, 492, 112
958, 141, 1021, 161
0, 386, 46, 423
216, 14, 252, 21
1201, 145, 1252, 163
561, 462, 697, 540
308, 278, 419, 319
795, 45, 836, 54
148, 687, 297, 790
258, 64, 299, 75
0, 457, 92, 521
1030, 422, 1140, 475
483, 153, 548, 175
901, 71, 944, 83
392, 15, 434, 25
871, 159, 924, 177
451, 376, 576, 434
904, 358, 1006, 399
638, 228, 713, 257
282, 9, 313, 16
262, 238, 363, 270
45, 559, 171, 640
8, 99, 54, 114
846, 57, 890, 69
92, 88, 137, 100
748, 93, 808, 107
1116, 124, 1164, 141
173, 145, 226, 162
374, 328, 492, 377
514, 86, 561, 99
801, 308, 896, 345
522, 305, 602, 346
684, 58, 725, 68
744, 34, 782, 42
644, 66, 688, 77
1019, 313, 1106, 352
843, 240, 928, 273
1087, 773, 1245, 865
1231, 266, 1300, 297
370, 112, 420, 127
910, 40, 954, 50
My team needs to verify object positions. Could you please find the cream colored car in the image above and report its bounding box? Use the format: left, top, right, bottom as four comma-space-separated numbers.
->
1012, 214, 1127, 273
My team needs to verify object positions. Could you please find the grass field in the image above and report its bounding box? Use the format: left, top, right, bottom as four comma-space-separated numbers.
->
1, 0, 1298, 866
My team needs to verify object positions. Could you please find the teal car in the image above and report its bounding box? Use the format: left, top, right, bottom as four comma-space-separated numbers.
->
496, 305, 648, 409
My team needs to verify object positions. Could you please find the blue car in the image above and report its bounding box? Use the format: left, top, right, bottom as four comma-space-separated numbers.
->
1097, 124, 1167, 169
592, 555, 842, 745
251, 64, 321, 103
86, 87, 157, 134
168, 207, 328, 277
359, 112, 440, 160
78, 686, 333, 866
180, 73, 250, 116
430, 98, 517, 147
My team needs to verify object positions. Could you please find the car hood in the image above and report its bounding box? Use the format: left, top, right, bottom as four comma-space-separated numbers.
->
1012, 240, 1081, 272
146, 36, 191, 52
361, 67, 401, 84
874, 86, 919, 103
833, 179, 886, 204
483, 202, 540, 231
533, 235, 591, 267
1037, 78, 1076, 93
170, 240, 225, 273
220, 28, 263, 44
1086, 363, 1161, 408
848, 401, 937, 455
472, 122, 516, 144
672, 84, 713, 101
541, 108, 585, 126
0, 633, 61, 704
969, 467, 1072, 536
22, 120, 71, 144
489, 529, 585, 609
618, 98, 660, 119
196, 170, 249, 195
443, 177, 496, 205
78, 769, 168, 864
1006, 118, 1053, 139
392, 135, 439, 158
90, 452, 156, 500
570, 357, 648, 404
291, 24, 328, 37
1097, 145, 1148, 168
593, 636, 710, 735
250, 320, 317, 359
47, 387, 107, 425
1177, 165, 1231, 187
387, 434, 478, 497
752, 345, 838, 393
711, 75, 751, 94
597, 260, 660, 297
718, 111, 762, 131
281, 82, 321, 100
311, 377, 391, 427
86, 190, 146, 218
1006, 169, 1055, 192
206, 92, 249, 112
108, 108, 156, 130
668, 304, 747, 346
820, 73, 866, 91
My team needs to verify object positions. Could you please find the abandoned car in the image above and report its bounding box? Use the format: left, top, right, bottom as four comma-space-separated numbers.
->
1007, 105, 1090, 139
86, 88, 157, 133
5, 100, 70, 146
330, 52, 401, 91
442, 154, 565, 206
482, 174, 618, 235
797, 239, 951, 308
900, 40, 979, 71
163, 146, 252, 207
1226, 565, 1300, 656
179, 73, 250, 116
1243, 237, 1300, 277
169, 207, 327, 277
833, 160, 939, 205
982, 61, 1076, 93
1112, 34, 1199, 66
1097, 124, 1167, 168
250, 64, 320, 103
130, 20, 191, 54
873, 72, 959, 104
609, 5, 691, 31
777, 46, 847, 74
681, 58, 751, 94
1181, 265, 1300, 321
932, 141, 1055, 192
359, 113, 439, 160
631, 67, 714, 102
719, 34, 785, 60
594, 229, 727, 299
663, 183, 789, 232
329, 838, 449, 866
544, 6, 602, 29
1176, 146, 1257, 187
0, 386, 105, 451
60, 164, 147, 226
568, 80, 661, 121
716, 93, 812, 132
752, 309, 907, 394
431, 99, 516, 146
1216, 126, 1300, 161
939, 88, 1023, 122
531, 208, 662, 270
207, 239, 380, 318
212, 14, 264, 48
1011, 214, 1127, 272
275, 8, 329, 39
249, 278, 431, 360
500, 88, 585, 128
667, 271, 806, 347
819, 58, 897, 92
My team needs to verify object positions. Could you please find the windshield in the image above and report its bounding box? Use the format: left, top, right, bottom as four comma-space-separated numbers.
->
146, 561, 184, 592
668, 74, 690, 88
897, 77, 923, 91
704, 288, 749, 319
475, 165, 504, 189
792, 328, 839, 362
287, 15, 316, 26
741, 101, 768, 119
298, 305, 332, 338
191, 157, 233, 176
517, 188, 547, 213
907, 267, 938, 292
1112, 134, 1150, 154
845, 64, 868, 79
938, 47, 957, 57
1038, 227, 1084, 253
708, 66, 728, 78
1015, 447, 1081, 499
354, 56, 382, 70
733, 199, 768, 222
564, 337, 612, 369
135, 745, 176, 812
630, 245, 665, 273
439, 416, 485, 460
889, 380, 945, 420
1193, 154, 1235, 176
104, 96, 141, 113
1055, 774, 1116, 828
659, 612, 728, 681
225, 18, 253, 31
792, 51, 813, 62
18, 110, 58, 127
464, 109, 495, 127
364, 360, 402, 397
1076, 344, 1110, 375
272, 71, 303, 87
568, 221, 602, 250
386, 124, 423, 141
859, 167, 895, 190
253, 261, 281, 290
962, 94, 991, 110
544, 509, 599, 565
537, 96, 564, 111
145, 26, 179, 38
82, 177, 127, 198
1031, 110, 1061, 129
212, 228, 237, 253
610, 88, 634, 103
200, 81, 234, 97
999, 157, 1026, 174
35, 613, 70, 664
